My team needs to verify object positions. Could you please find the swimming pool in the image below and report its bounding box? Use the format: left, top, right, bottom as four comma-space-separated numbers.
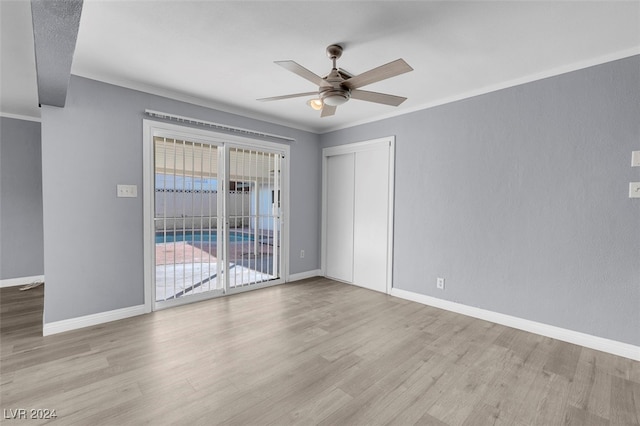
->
155, 231, 253, 244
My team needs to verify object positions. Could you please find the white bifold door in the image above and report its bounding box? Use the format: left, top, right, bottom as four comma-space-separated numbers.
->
322, 137, 394, 293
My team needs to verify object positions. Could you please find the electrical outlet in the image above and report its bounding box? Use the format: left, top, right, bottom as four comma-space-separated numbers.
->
632, 151, 640, 167
300, 249, 305, 258
436, 277, 445, 290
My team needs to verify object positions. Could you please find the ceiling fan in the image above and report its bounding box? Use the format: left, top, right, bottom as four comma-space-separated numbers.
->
257, 44, 413, 117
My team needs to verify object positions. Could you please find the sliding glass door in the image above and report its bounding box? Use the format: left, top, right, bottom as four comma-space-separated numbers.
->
146, 124, 286, 310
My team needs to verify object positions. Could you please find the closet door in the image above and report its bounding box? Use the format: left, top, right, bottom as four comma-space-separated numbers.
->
323, 138, 394, 294
324, 153, 355, 282
353, 146, 390, 293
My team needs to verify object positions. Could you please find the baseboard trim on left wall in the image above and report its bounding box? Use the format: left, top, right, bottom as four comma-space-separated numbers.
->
43, 304, 146, 336
0, 275, 45, 288
42, 270, 324, 336
288, 269, 321, 282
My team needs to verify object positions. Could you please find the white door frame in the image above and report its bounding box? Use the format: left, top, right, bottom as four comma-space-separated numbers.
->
321, 136, 395, 294
143, 119, 290, 312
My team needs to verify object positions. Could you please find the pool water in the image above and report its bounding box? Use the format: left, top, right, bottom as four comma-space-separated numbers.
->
156, 231, 253, 244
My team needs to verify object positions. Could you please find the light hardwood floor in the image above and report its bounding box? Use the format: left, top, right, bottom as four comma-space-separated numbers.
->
1, 278, 639, 425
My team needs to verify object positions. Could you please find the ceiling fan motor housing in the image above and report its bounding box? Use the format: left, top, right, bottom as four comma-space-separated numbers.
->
321, 62, 350, 106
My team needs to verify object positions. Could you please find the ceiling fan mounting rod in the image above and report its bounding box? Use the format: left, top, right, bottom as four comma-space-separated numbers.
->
326, 44, 343, 70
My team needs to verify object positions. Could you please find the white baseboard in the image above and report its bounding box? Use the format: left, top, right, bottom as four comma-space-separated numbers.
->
42, 270, 317, 336
0, 112, 41, 122
43, 304, 146, 336
391, 288, 640, 362
288, 269, 321, 282
0, 275, 45, 288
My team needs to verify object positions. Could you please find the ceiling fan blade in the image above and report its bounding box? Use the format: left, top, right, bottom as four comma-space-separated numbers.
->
320, 104, 337, 118
257, 92, 317, 102
350, 90, 407, 106
342, 59, 413, 90
275, 61, 332, 88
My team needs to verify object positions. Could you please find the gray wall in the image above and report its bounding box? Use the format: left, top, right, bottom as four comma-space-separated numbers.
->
41, 75, 321, 323
321, 55, 640, 346
0, 117, 44, 280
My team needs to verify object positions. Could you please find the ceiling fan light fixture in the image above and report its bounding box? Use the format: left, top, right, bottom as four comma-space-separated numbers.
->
321, 89, 350, 107
307, 98, 323, 110
323, 94, 348, 106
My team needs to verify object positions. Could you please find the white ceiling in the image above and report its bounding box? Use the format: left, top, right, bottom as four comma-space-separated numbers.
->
2, 1, 639, 133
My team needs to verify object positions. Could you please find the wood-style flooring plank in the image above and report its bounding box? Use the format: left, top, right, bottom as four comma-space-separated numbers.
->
1, 279, 639, 425
610, 375, 640, 425
568, 347, 613, 420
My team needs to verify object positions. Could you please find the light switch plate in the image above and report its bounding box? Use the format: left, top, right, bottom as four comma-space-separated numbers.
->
632, 151, 640, 167
117, 184, 137, 198
630, 182, 640, 199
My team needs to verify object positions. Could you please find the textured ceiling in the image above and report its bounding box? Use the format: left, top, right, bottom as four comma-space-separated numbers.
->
2, 1, 639, 133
